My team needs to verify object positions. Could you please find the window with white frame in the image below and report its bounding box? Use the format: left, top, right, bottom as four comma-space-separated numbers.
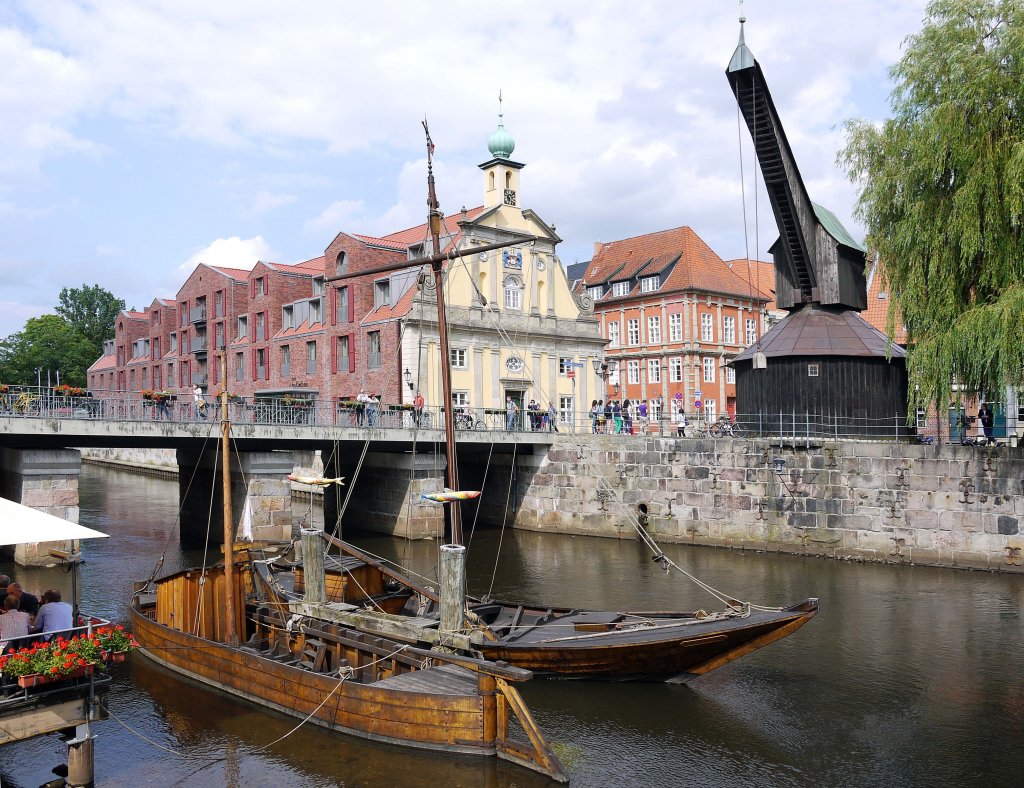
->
450, 348, 467, 369
649, 399, 663, 421
745, 318, 757, 345
915, 407, 927, 428
726, 366, 736, 384
647, 316, 661, 344
700, 313, 713, 342
627, 360, 640, 384
705, 399, 717, 422
587, 286, 603, 300
647, 359, 661, 383
723, 316, 736, 344
559, 357, 574, 375
309, 298, 322, 325
627, 319, 640, 346
608, 321, 620, 348
559, 396, 573, 426
611, 281, 630, 297
703, 357, 715, 382
668, 313, 682, 342
640, 276, 659, 293
452, 391, 469, 407
504, 276, 522, 310
669, 357, 682, 382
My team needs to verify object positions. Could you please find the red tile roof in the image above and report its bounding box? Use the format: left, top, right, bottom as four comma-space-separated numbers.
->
863, 259, 907, 344
725, 258, 778, 311
359, 206, 487, 253
585, 226, 771, 302
362, 284, 418, 324
210, 265, 251, 281
88, 354, 116, 372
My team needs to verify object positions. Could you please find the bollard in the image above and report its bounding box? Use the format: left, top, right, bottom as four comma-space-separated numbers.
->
439, 544, 467, 651
300, 528, 326, 605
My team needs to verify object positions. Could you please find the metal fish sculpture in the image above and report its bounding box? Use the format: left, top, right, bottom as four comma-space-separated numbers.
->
287, 474, 346, 487
420, 490, 481, 503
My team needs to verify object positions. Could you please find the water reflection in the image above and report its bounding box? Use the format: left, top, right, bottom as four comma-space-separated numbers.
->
0, 464, 1021, 787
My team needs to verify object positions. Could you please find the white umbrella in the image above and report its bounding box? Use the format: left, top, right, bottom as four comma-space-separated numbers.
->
0, 496, 108, 546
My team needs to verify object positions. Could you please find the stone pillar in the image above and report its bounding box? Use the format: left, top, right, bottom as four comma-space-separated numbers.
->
0, 448, 81, 566
322, 448, 444, 539
176, 449, 294, 548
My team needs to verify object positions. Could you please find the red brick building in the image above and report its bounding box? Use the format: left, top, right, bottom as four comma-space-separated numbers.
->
579, 226, 771, 423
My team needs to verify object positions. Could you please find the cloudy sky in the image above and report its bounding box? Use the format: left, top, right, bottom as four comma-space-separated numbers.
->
0, 0, 929, 339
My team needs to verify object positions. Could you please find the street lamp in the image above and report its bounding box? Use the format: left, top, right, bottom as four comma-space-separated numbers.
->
404, 368, 413, 391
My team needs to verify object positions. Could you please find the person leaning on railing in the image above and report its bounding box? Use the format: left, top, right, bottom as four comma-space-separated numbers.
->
32, 589, 73, 642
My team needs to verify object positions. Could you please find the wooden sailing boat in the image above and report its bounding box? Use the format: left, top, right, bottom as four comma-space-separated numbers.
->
129, 347, 566, 780
276, 121, 820, 682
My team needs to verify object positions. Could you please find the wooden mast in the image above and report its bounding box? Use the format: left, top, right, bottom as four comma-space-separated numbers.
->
219, 352, 238, 646
422, 118, 463, 546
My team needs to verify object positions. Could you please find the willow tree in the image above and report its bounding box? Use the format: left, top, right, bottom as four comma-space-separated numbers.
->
841, 0, 1024, 416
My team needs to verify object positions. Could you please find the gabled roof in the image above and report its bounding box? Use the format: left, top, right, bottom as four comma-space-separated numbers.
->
121, 309, 147, 320
260, 256, 326, 276
210, 265, 251, 281
88, 353, 116, 373
377, 206, 487, 251
725, 258, 778, 312
585, 226, 771, 302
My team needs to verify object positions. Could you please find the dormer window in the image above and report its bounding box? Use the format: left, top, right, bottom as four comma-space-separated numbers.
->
587, 286, 604, 300
374, 279, 391, 308
640, 276, 659, 293
282, 305, 294, 330
312, 276, 325, 296
611, 281, 630, 297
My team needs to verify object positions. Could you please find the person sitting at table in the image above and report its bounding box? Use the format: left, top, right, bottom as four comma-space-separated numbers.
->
0, 594, 31, 654
32, 589, 74, 642
7, 582, 39, 618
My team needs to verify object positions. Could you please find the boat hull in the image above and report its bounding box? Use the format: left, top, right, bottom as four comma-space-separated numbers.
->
476, 601, 819, 680
129, 599, 496, 756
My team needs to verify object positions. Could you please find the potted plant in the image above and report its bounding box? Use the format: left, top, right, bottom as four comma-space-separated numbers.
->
53, 384, 87, 398
94, 624, 139, 662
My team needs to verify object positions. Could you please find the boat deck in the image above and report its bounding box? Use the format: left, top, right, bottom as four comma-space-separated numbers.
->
373, 664, 478, 695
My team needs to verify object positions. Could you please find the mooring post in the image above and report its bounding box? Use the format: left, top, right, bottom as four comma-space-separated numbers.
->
439, 544, 467, 651
300, 528, 326, 605
66, 723, 94, 787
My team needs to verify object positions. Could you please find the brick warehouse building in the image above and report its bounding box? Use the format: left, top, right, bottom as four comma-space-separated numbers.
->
90, 109, 607, 421
576, 226, 772, 423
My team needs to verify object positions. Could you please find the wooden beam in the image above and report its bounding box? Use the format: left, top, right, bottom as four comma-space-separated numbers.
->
0, 696, 101, 745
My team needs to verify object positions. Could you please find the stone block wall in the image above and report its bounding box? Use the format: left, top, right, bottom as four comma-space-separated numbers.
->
514, 436, 1024, 572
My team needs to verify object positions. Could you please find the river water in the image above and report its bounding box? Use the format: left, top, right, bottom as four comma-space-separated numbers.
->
1, 464, 1022, 787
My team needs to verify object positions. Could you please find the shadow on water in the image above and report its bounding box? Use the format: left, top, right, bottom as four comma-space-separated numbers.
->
1, 464, 1023, 786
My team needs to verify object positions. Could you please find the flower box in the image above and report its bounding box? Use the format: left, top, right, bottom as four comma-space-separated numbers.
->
17, 663, 94, 688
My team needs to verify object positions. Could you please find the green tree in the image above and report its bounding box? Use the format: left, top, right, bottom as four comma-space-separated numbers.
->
841, 0, 1024, 413
0, 315, 95, 387
55, 284, 125, 357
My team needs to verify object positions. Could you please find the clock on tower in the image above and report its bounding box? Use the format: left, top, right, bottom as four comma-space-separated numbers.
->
503, 188, 517, 207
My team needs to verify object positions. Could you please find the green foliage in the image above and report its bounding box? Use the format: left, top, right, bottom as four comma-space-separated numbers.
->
0, 315, 95, 386
55, 284, 125, 356
841, 0, 1024, 411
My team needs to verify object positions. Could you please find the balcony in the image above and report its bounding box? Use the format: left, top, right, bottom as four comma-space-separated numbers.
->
190, 336, 207, 355
190, 305, 207, 324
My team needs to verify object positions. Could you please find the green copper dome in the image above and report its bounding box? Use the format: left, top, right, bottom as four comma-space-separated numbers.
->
487, 96, 515, 159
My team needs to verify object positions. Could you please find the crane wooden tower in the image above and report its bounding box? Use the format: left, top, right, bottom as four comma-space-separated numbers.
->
726, 17, 907, 437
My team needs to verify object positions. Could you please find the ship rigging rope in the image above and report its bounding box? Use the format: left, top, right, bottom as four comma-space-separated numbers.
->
444, 250, 782, 613
487, 440, 517, 598
193, 432, 223, 635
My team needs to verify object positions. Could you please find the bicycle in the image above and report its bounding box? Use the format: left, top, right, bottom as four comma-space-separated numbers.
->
455, 410, 485, 430
709, 417, 747, 438
12, 391, 40, 416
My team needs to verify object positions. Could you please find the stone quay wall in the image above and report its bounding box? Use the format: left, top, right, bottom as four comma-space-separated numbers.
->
514, 436, 1024, 573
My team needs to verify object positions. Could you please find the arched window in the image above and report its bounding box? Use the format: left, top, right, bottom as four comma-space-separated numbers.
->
503, 275, 523, 310
488, 172, 495, 191
336, 251, 348, 277
505, 171, 512, 189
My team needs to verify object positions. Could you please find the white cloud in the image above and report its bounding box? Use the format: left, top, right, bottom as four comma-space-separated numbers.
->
0, 0, 931, 307
178, 235, 274, 274
251, 190, 296, 214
